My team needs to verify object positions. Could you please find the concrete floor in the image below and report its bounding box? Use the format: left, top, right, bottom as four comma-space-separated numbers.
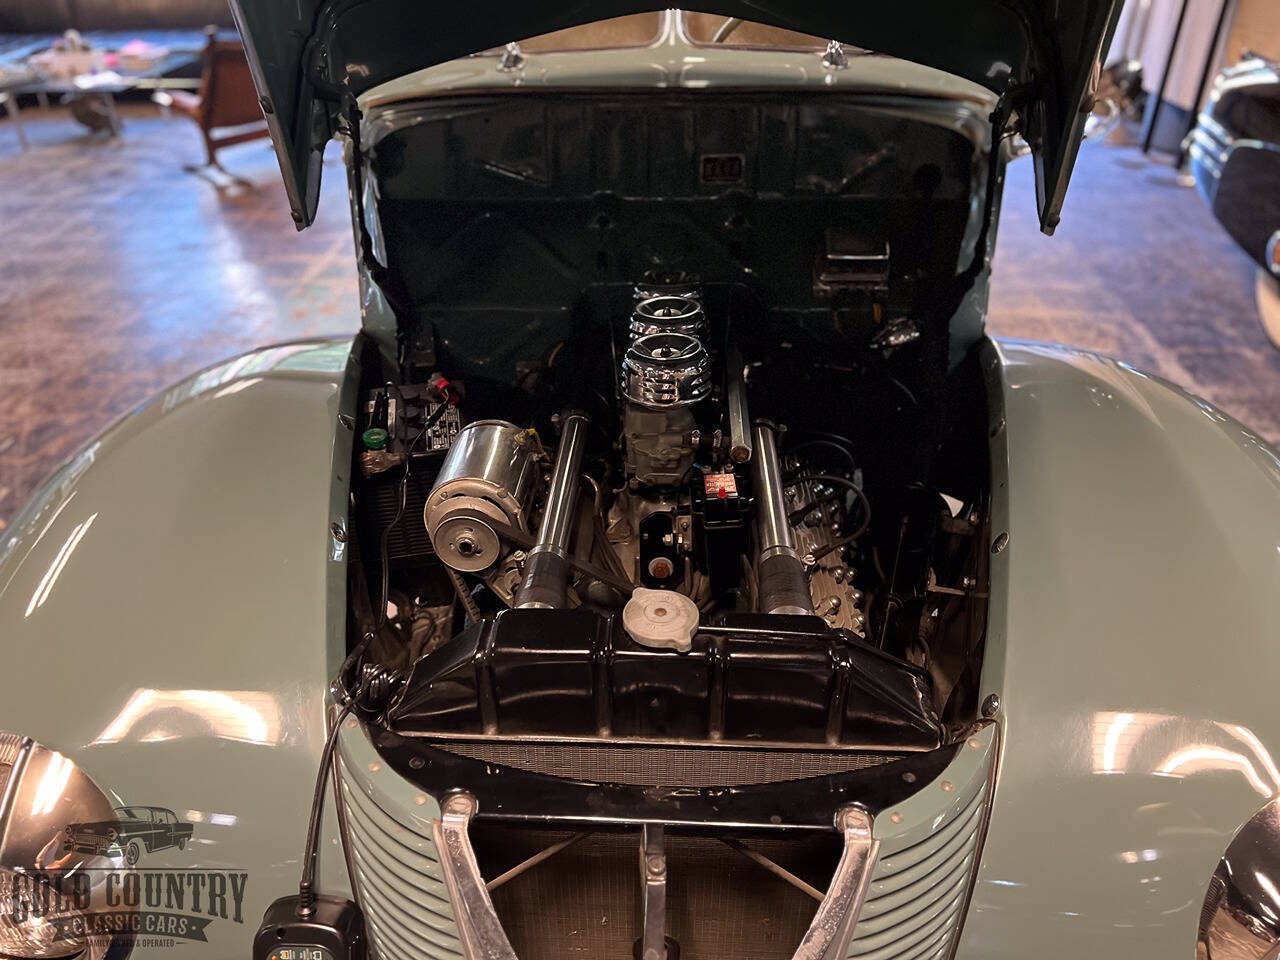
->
0, 103, 1276, 529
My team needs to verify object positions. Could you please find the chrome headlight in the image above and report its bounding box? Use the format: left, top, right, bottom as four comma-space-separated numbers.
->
1199, 798, 1280, 958
0, 733, 125, 960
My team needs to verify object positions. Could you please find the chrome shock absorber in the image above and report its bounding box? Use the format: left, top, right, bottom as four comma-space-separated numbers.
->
514, 411, 590, 609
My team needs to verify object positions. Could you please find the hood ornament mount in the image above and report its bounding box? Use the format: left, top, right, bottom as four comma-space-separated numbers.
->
497, 41, 525, 72
821, 40, 849, 70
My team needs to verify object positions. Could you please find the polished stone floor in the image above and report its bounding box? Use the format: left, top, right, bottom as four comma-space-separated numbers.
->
0, 104, 1276, 529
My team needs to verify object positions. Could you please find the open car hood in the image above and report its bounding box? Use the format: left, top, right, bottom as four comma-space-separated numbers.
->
228, 0, 1122, 235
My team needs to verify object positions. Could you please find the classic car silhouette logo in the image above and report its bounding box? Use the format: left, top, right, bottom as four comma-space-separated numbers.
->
63, 805, 195, 865
3, 804, 246, 950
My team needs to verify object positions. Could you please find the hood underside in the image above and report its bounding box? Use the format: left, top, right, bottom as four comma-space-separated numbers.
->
228, 0, 1122, 235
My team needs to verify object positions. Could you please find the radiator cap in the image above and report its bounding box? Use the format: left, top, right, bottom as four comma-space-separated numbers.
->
622, 588, 699, 653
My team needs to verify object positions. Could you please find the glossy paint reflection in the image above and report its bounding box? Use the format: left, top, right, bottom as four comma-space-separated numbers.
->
23, 512, 97, 618
0, 339, 358, 959
91, 690, 285, 747
1091, 711, 1280, 797
955, 340, 1280, 960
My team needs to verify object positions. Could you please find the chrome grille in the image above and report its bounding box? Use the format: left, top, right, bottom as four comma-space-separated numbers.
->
336, 754, 463, 960
849, 774, 988, 959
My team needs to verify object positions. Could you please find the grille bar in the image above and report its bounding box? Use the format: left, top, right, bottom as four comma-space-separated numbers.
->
848, 769, 988, 960
337, 753, 463, 960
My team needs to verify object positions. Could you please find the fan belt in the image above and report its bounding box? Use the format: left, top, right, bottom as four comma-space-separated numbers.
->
447, 506, 635, 597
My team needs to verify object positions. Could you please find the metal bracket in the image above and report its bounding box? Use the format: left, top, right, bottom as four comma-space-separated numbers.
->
792, 805, 879, 960
432, 793, 519, 960
639, 825, 668, 960
432, 796, 878, 960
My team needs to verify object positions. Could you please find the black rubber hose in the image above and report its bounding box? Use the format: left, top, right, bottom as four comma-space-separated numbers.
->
785, 439, 857, 474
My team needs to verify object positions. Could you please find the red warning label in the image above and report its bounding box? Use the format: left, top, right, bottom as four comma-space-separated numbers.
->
703, 472, 738, 499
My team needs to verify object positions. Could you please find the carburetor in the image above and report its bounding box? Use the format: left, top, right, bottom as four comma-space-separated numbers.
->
620, 330, 711, 487
609, 280, 713, 589
621, 276, 712, 489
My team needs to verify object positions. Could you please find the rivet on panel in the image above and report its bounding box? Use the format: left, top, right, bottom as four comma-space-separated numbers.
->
969, 738, 982, 749
368, 762, 381, 773
414, 795, 428, 806
902, 771, 917, 784
941, 780, 955, 793
889, 812, 903, 824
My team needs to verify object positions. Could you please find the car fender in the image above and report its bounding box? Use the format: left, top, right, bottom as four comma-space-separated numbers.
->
959, 338, 1280, 959
0, 337, 359, 954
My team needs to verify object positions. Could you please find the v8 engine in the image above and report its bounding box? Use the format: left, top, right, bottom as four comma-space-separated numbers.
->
420, 273, 866, 645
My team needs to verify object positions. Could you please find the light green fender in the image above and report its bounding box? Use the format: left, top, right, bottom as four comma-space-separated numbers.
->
961, 338, 1280, 959
0, 337, 360, 955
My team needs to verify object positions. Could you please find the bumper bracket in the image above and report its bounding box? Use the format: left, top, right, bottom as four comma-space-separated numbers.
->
431, 793, 879, 960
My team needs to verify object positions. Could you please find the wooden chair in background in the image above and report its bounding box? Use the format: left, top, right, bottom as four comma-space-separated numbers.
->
156, 26, 267, 182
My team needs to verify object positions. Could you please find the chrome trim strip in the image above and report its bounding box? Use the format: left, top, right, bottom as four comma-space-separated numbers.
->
329, 714, 368, 939
942, 719, 1001, 960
